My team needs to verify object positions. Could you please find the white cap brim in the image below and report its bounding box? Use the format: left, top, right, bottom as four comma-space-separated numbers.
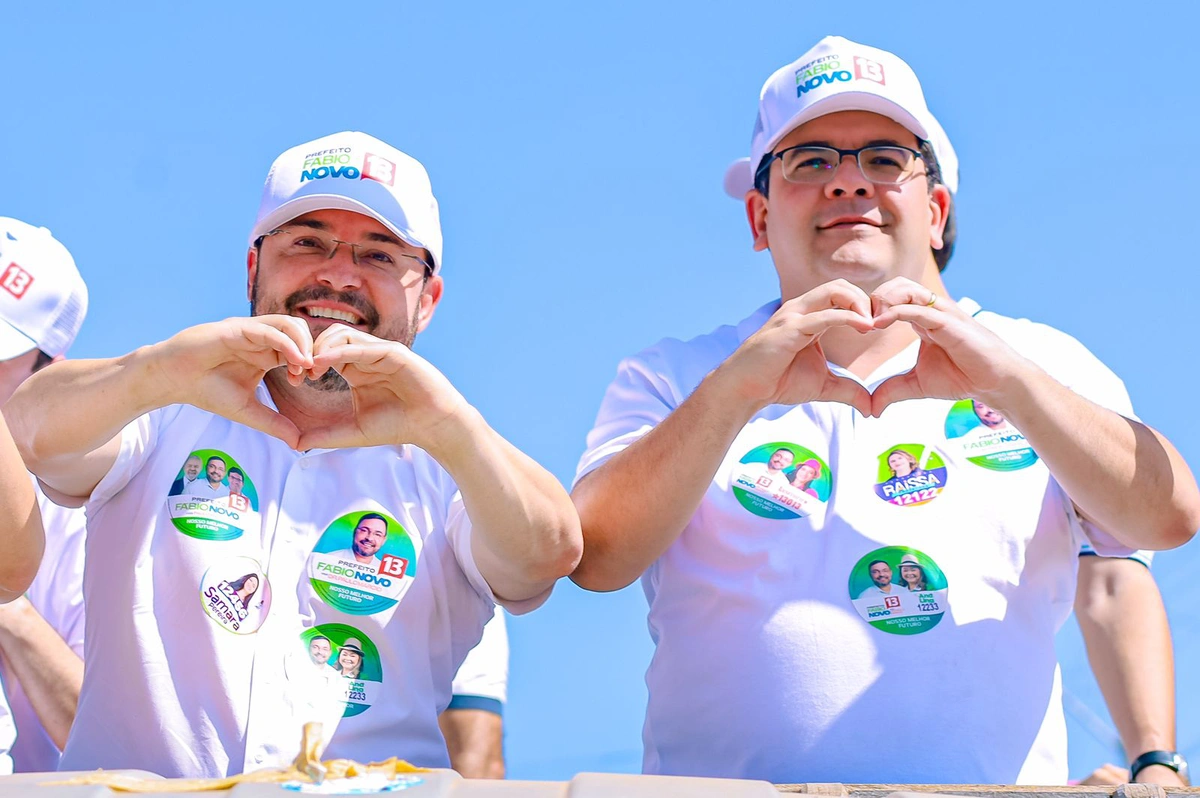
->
249, 194, 438, 272
725, 92, 931, 199
0, 321, 39, 361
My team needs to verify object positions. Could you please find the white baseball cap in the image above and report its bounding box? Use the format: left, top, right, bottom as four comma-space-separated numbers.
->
723, 35, 959, 198
250, 131, 444, 273
0, 218, 88, 361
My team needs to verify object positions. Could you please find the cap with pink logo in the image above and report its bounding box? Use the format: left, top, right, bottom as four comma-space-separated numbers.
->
249, 131, 444, 274
723, 35, 959, 198
0, 218, 88, 361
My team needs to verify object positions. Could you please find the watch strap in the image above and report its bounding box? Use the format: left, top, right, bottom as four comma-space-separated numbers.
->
1130, 750, 1187, 781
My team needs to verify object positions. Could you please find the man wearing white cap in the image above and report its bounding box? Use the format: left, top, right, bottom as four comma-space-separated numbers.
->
571, 36, 1200, 784
0, 218, 88, 774
8, 132, 582, 778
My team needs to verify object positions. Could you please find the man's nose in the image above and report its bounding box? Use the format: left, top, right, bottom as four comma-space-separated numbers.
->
823, 153, 875, 199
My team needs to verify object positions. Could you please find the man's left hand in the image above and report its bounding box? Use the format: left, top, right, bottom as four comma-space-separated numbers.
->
295, 325, 472, 453
868, 277, 1032, 417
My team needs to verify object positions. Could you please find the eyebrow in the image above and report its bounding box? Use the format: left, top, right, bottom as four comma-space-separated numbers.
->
289, 219, 410, 250
792, 138, 911, 149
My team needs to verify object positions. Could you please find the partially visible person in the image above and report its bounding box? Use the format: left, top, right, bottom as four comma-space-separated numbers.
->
857, 560, 902, 599
0, 217, 88, 773
440, 607, 508, 779
330, 512, 389, 570
169, 456, 203, 496
740, 447, 794, 482
334, 639, 365, 680
227, 468, 245, 498
897, 554, 927, 591
788, 459, 821, 497
183, 456, 227, 498
972, 400, 1010, 431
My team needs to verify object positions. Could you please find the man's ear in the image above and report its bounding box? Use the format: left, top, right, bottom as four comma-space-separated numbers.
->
414, 275, 444, 333
246, 247, 258, 304
747, 190, 769, 252
928, 184, 952, 251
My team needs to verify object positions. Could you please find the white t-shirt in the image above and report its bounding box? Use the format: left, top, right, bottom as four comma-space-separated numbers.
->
449, 606, 509, 713
0, 484, 87, 773
575, 297, 1137, 785
58, 383, 545, 778
183, 478, 227, 498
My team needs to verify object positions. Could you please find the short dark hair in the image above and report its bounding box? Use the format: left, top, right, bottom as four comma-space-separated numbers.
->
355, 512, 389, 532
228, 467, 244, 479
868, 559, 890, 571
32, 349, 54, 373
752, 139, 956, 273
206, 456, 226, 467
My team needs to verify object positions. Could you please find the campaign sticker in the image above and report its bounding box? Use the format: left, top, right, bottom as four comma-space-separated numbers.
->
848, 546, 949, 635
198, 556, 271, 634
307, 511, 418, 615
731, 442, 831, 520
294, 624, 383, 718
166, 449, 260, 541
874, 444, 949, 507
944, 400, 1038, 472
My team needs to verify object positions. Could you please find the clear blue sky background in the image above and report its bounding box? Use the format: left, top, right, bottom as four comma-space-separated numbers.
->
4, 1, 1198, 782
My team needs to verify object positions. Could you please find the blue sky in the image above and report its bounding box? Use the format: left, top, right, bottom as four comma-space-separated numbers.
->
4, 0, 1199, 782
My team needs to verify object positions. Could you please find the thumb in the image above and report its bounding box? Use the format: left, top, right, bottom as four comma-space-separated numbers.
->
870, 372, 924, 418
815, 374, 873, 417
230, 402, 302, 449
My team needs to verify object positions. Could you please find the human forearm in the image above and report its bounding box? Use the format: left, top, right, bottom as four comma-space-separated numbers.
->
8, 348, 171, 499
0, 597, 83, 749
431, 408, 582, 603
438, 708, 504, 779
0, 416, 42, 602
991, 365, 1200, 550
1076, 557, 1176, 762
571, 366, 759, 592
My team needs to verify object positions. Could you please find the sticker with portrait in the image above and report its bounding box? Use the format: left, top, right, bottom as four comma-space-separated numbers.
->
731, 442, 831, 520
198, 556, 271, 634
166, 449, 260, 541
307, 510, 419, 615
847, 546, 950, 635
944, 399, 1038, 471
288, 624, 383, 718
873, 444, 949, 507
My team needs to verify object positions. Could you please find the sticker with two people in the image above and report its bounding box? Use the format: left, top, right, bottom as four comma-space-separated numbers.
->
167, 449, 260, 541
289, 624, 383, 718
307, 510, 419, 615
873, 444, 949, 507
847, 546, 950, 635
199, 556, 272, 634
944, 399, 1038, 471
731, 442, 832, 520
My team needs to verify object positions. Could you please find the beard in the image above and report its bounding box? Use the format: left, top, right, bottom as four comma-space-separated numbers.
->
250, 276, 422, 392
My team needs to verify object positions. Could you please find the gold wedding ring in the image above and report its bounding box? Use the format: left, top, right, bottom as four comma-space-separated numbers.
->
925, 292, 937, 307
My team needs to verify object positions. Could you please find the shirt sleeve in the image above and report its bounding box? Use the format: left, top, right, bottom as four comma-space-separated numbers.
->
574, 346, 685, 487
1078, 539, 1153, 569
443, 488, 552, 616
449, 606, 509, 712
87, 405, 184, 510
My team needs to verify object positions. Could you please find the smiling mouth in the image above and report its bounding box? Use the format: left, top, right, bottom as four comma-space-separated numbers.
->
301, 307, 363, 325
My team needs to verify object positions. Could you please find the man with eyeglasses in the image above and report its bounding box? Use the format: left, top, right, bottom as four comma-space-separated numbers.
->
571, 36, 1200, 784
8, 131, 582, 778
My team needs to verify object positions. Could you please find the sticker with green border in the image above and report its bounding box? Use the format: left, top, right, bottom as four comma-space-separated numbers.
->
848, 546, 949, 635
731, 442, 831, 519
307, 510, 418, 615
199, 556, 271, 634
944, 400, 1038, 472
873, 444, 949, 507
294, 623, 383, 718
166, 449, 260, 541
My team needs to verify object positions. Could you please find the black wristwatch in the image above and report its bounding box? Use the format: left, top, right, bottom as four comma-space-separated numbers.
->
1130, 750, 1189, 783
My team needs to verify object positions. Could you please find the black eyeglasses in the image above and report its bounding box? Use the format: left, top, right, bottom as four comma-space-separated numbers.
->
755, 144, 926, 188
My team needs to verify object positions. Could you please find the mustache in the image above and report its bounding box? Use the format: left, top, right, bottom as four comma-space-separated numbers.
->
283, 286, 380, 329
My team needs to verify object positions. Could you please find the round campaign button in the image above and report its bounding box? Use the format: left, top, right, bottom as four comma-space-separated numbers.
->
166, 449, 260, 541
307, 510, 418, 615
847, 546, 949, 635
731, 442, 832, 520
291, 624, 383, 718
873, 444, 949, 507
944, 399, 1038, 472
198, 556, 271, 634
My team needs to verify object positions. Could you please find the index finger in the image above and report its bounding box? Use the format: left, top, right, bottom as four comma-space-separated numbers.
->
786, 278, 872, 319
238, 316, 314, 369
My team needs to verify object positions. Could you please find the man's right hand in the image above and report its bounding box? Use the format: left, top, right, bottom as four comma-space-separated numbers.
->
713, 279, 874, 416
147, 315, 315, 448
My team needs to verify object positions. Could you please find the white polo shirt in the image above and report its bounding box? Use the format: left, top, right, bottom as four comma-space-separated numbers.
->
449, 606, 508, 714
0, 485, 87, 773
58, 383, 542, 778
576, 297, 1137, 785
